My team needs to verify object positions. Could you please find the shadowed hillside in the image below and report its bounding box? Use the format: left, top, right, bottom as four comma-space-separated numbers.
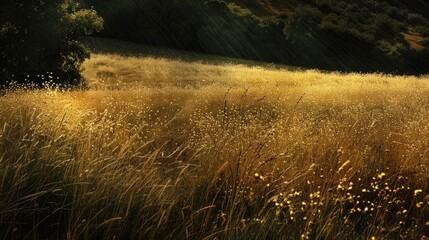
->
231, 0, 429, 18
226, 0, 298, 17
84, 0, 429, 75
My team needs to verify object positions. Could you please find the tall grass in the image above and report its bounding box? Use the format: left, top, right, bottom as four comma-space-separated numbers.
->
0, 53, 428, 239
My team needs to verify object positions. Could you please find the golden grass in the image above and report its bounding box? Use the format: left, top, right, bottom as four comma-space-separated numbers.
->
82, 53, 428, 90
0, 53, 428, 239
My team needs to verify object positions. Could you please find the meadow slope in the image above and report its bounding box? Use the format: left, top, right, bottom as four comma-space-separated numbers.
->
0, 48, 428, 239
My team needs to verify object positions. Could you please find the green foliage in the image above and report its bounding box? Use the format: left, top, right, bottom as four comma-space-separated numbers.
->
0, 0, 103, 86
85, 0, 429, 74
386, 6, 408, 21
408, 13, 429, 27
87, 0, 289, 62
68, 9, 104, 35
414, 26, 429, 37
226, 2, 256, 18
283, 0, 429, 73
377, 40, 407, 59
284, 5, 323, 42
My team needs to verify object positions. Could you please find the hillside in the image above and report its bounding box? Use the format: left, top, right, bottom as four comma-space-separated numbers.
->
232, 0, 429, 48
231, 0, 429, 18
1, 38, 429, 239
226, 0, 298, 17
85, 0, 429, 75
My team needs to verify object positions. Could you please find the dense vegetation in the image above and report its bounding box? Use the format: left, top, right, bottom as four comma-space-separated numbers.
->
0, 0, 103, 86
85, 0, 429, 74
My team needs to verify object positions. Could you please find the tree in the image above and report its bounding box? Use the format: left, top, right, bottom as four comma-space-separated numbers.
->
0, 0, 103, 87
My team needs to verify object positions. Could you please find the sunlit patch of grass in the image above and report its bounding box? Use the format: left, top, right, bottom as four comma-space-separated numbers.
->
0, 55, 428, 239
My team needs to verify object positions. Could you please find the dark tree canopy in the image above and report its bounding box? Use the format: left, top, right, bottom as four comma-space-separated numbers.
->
0, 0, 103, 87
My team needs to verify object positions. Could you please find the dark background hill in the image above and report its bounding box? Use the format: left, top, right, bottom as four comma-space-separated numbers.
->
84, 0, 429, 75
230, 0, 429, 17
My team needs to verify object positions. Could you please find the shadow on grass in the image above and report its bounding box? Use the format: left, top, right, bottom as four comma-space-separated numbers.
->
81, 37, 302, 71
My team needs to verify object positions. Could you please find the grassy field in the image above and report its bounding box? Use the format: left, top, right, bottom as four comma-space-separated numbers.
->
0, 39, 429, 239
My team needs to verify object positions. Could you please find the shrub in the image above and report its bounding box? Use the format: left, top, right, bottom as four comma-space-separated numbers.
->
408, 13, 429, 27
374, 14, 406, 38
386, 6, 408, 21
283, 5, 323, 41
0, 0, 103, 87
414, 26, 429, 37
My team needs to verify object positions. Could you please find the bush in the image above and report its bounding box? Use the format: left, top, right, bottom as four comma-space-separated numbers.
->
283, 5, 323, 41
408, 13, 429, 27
386, 6, 408, 21
374, 15, 398, 37
0, 0, 103, 87
414, 26, 429, 37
